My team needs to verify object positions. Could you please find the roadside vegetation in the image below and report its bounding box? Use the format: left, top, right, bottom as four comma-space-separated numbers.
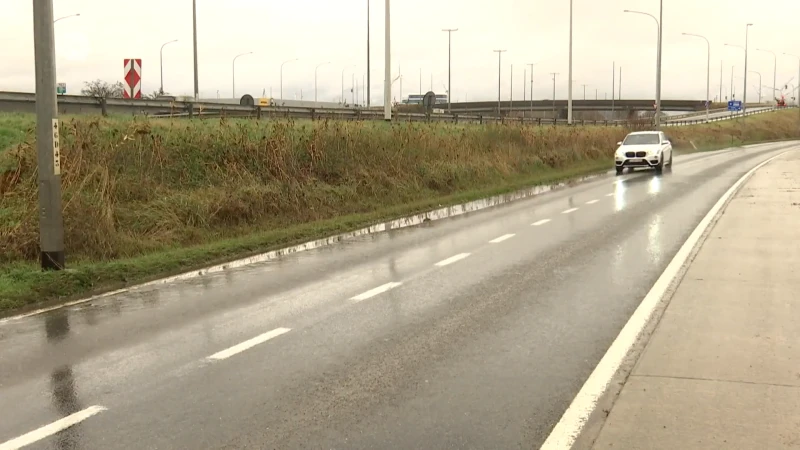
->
1, 109, 798, 313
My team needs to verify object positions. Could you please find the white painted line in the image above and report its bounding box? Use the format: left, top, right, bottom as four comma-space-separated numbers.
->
435, 253, 471, 267
0, 406, 107, 450
351, 282, 402, 302
539, 150, 791, 450
489, 234, 516, 243
585, 199, 599, 205
207, 328, 291, 361
532, 219, 551, 226
561, 208, 579, 214
606, 193, 614, 197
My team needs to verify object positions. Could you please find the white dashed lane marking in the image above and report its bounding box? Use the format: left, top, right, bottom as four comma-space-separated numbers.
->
351, 282, 403, 302
489, 234, 516, 243
435, 253, 471, 267
532, 219, 551, 226
207, 328, 292, 361
562, 208, 579, 214
586, 199, 599, 205
0, 406, 108, 450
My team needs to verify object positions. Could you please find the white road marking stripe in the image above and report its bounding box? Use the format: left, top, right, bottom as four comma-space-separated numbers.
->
561, 208, 579, 214
0, 406, 107, 450
435, 253, 471, 267
489, 234, 516, 243
207, 328, 291, 361
586, 199, 599, 205
351, 282, 402, 302
539, 150, 791, 450
606, 193, 614, 197
532, 219, 551, 226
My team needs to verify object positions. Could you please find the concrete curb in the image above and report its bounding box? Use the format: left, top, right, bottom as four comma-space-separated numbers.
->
1, 170, 609, 323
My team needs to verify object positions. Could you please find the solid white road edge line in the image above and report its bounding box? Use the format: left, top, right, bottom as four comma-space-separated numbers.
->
605, 193, 614, 197
350, 282, 402, 302
532, 219, 551, 226
207, 328, 292, 361
586, 199, 599, 205
489, 234, 516, 243
561, 208, 579, 214
435, 253, 471, 267
0, 406, 107, 450
538, 150, 791, 450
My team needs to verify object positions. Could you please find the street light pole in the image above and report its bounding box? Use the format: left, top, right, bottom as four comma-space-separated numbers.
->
192, 0, 199, 99
568, 0, 574, 124
442, 28, 458, 112
366, 0, 370, 107
748, 71, 762, 103
783, 53, 800, 119
743, 23, 753, 113
581, 84, 589, 100
341, 65, 355, 104
280, 58, 298, 100
683, 33, 710, 121
624, 6, 662, 127
756, 48, 777, 104
550, 72, 559, 118
33, 0, 65, 270
159, 39, 178, 95
232, 52, 252, 98
384, 0, 391, 121
493, 50, 506, 117
315, 62, 330, 103
528, 63, 536, 117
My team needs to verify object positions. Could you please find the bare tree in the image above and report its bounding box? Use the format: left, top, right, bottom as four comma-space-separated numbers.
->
81, 79, 124, 116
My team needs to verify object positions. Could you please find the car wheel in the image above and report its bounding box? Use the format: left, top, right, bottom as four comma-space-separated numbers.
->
655, 157, 664, 174
616, 166, 624, 175
669, 150, 674, 166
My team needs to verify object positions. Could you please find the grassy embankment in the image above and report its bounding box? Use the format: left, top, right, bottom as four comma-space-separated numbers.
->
1, 110, 798, 313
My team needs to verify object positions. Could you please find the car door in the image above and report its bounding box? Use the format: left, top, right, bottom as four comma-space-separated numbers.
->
660, 132, 672, 160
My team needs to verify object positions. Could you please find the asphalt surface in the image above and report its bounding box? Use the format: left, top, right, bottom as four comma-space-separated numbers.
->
1, 141, 797, 450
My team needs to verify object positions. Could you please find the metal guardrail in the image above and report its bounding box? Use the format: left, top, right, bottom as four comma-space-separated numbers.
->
0, 91, 792, 128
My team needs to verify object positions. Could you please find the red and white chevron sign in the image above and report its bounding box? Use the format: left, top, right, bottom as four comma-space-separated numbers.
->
123, 58, 142, 99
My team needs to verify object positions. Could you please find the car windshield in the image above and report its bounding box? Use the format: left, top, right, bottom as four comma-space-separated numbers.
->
623, 134, 660, 145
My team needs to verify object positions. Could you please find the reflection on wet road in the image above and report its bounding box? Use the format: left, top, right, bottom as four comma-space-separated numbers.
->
0, 142, 797, 449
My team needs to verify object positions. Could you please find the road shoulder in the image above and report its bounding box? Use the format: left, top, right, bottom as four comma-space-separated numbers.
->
588, 151, 800, 449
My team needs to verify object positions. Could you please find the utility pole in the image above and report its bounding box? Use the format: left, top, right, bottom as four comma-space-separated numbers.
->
720, 60, 723, 101
33, 0, 65, 270
443, 28, 458, 112
619, 66, 622, 100
384, 0, 391, 120
367, 0, 371, 107
550, 72, 559, 118
510, 63, 513, 114
419, 68, 421, 95
523, 68, 527, 117
582, 83, 589, 100
494, 50, 506, 116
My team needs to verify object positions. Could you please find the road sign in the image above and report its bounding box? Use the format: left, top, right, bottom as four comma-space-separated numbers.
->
727, 100, 742, 112
56, 83, 66, 95
123, 58, 142, 99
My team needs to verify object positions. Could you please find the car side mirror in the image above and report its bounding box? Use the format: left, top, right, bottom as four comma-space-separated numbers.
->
617, 141, 623, 146
663, 140, 671, 145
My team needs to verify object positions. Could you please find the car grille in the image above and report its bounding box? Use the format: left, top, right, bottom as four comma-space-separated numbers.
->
636, 151, 647, 157
625, 152, 635, 157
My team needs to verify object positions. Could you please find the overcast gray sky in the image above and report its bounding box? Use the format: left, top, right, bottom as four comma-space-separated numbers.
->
2, 0, 799, 104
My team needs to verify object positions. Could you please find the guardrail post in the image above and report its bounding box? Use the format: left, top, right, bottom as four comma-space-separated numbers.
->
454, 114, 459, 124
256, 106, 261, 119
187, 102, 194, 118
311, 108, 316, 121
479, 115, 483, 124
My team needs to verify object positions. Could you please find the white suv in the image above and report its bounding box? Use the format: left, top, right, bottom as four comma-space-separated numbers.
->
614, 131, 673, 175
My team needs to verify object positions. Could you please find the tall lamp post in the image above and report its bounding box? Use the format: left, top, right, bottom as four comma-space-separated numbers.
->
682, 32, 710, 121
568, 0, 574, 124
232, 51, 252, 98
783, 53, 800, 119
493, 50, 507, 117
528, 62, 537, 117
442, 28, 458, 112
315, 62, 330, 103
159, 39, 178, 95
366, 0, 371, 107
384, 0, 391, 121
748, 71, 762, 103
624, 4, 663, 128
192, 0, 199, 99
743, 24, 753, 112
756, 48, 777, 104
342, 64, 356, 104
280, 58, 299, 100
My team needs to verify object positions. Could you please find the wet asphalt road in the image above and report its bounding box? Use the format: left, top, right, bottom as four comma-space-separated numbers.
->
1, 141, 797, 450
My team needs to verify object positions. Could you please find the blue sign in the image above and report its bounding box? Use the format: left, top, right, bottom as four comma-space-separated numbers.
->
727, 100, 742, 111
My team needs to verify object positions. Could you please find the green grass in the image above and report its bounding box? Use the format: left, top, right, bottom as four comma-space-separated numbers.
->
1, 110, 798, 314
